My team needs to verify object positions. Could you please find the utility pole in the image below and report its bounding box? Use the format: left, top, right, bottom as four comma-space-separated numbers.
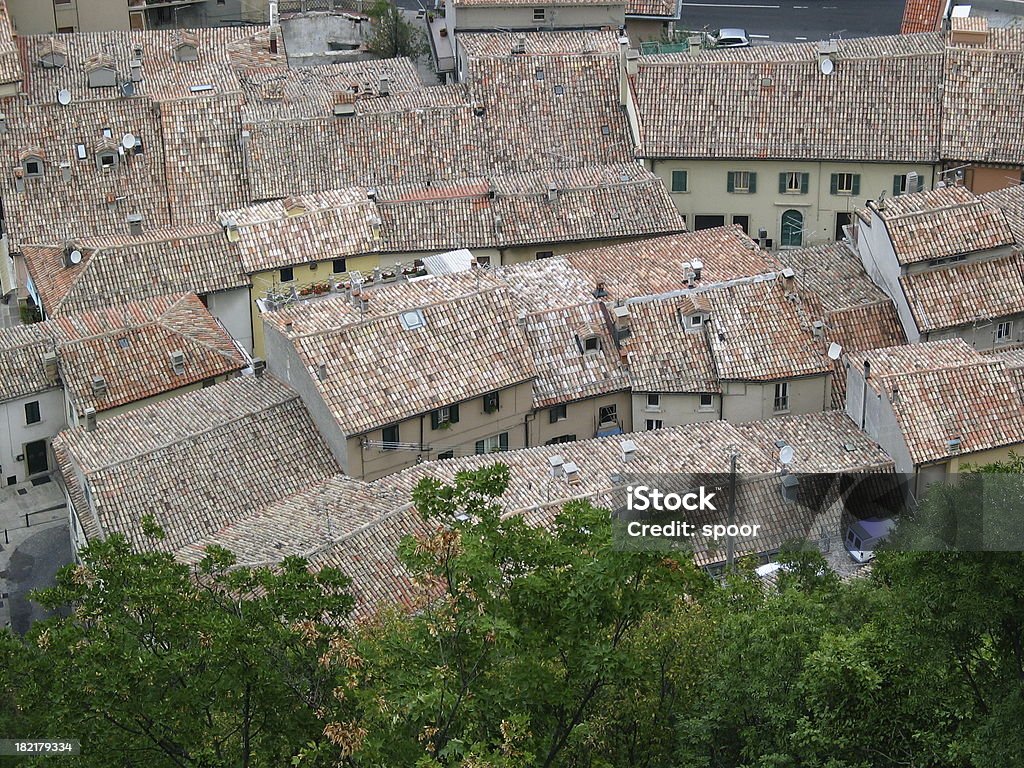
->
726, 451, 737, 569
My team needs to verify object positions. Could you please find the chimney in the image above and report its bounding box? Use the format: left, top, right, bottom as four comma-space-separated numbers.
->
547, 182, 557, 203
692, 258, 703, 281
169, 349, 186, 374
59, 161, 71, 182
269, 28, 279, 54
547, 454, 565, 478
593, 279, 608, 299
612, 304, 631, 341
618, 35, 630, 107
251, 358, 266, 377
129, 59, 143, 83
378, 76, 390, 96
620, 439, 637, 463
758, 228, 768, 249
317, 363, 328, 381
43, 350, 59, 384
782, 266, 796, 290
127, 213, 143, 236
90, 375, 107, 396
84, 406, 97, 432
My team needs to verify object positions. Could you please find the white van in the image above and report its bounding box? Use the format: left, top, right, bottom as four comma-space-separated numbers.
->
845, 517, 897, 563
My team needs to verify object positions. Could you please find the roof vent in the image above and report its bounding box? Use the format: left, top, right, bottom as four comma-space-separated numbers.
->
547, 182, 557, 203
620, 439, 637, 463
251, 358, 266, 377
593, 279, 608, 299
127, 213, 143, 236
692, 258, 703, 281
91, 375, 107, 396
812, 319, 825, 338
563, 461, 581, 485
512, 36, 527, 55
83, 406, 97, 432
129, 59, 143, 82
169, 350, 186, 375
378, 75, 390, 96
948, 437, 962, 452
548, 454, 565, 478
317, 363, 328, 381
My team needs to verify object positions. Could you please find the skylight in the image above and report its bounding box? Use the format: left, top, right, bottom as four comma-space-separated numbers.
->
399, 309, 426, 331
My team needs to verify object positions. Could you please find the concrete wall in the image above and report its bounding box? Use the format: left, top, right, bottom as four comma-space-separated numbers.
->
532, 390, 632, 445
924, 313, 1024, 350
964, 165, 1023, 194
206, 287, 254, 355
854, 211, 922, 343
630, 391, 719, 429
0, 388, 64, 485
845, 363, 914, 474
77, 0, 131, 32
352, 380, 536, 480
6, 0, 57, 34
649, 158, 937, 248
720, 375, 829, 423
454, 4, 625, 32
626, 18, 670, 46
16, 0, 132, 33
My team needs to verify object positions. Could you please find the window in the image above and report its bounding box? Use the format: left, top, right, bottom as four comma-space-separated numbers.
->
280, 267, 294, 282
533, 7, 545, 20
536, 250, 554, 259
431, 404, 459, 429
690, 314, 703, 327
438, 450, 454, 460
699, 393, 715, 410
997, 321, 1013, 343
671, 170, 688, 193
553, 84, 564, 95
381, 424, 399, 449
483, 391, 500, 413
598, 404, 618, 425
645, 419, 663, 430
773, 382, 790, 412
732, 214, 749, 234
476, 432, 509, 454
693, 214, 725, 231
98, 152, 117, 168
332, 258, 346, 274
549, 404, 567, 423
780, 172, 809, 194
24, 401, 41, 425
831, 173, 860, 195
545, 435, 576, 445
646, 393, 661, 410
202, 378, 216, 388
535, 68, 544, 81
116, 337, 130, 349
102, 127, 113, 139
582, 336, 600, 353
780, 209, 803, 247
727, 171, 756, 193
23, 158, 43, 177
75, 143, 87, 160
894, 173, 924, 195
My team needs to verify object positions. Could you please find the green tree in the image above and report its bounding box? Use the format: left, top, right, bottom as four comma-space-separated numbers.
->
366, 0, 428, 61
0, 528, 354, 767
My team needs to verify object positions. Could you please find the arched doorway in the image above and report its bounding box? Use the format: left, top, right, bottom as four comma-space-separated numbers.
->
781, 209, 803, 247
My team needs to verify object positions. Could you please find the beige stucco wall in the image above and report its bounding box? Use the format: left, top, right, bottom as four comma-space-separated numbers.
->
720, 375, 830, 423
923, 314, 1024, 351
625, 18, 670, 46
964, 165, 1023, 194
631, 391, 720, 429
351, 380, 536, 480
454, 4, 625, 31
648, 159, 937, 247
6, 0, 58, 34
532, 390, 632, 446
13, 0, 132, 33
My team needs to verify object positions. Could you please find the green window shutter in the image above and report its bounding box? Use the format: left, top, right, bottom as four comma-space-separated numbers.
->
499, 432, 509, 451
727, 171, 735, 193
779, 173, 787, 193
748, 172, 756, 193
430, 410, 440, 430
800, 173, 809, 194
830, 174, 839, 195
893, 175, 902, 196
475, 440, 485, 455
671, 170, 687, 192
852, 174, 861, 195
450, 403, 460, 423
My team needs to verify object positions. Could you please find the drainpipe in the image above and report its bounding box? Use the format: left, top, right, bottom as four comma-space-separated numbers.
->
860, 360, 870, 430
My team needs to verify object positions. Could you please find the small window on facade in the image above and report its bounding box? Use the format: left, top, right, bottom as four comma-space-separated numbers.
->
476, 433, 509, 454
381, 424, 399, 449
280, 267, 294, 282
25, 401, 41, 425
431, 403, 460, 429
483, 391, 500, 413
997, 321, 1013, 342
732, 214, 749, 234
671, 170, 688, 193
536, 250, 554, 260
728, 170, 754, 193
699, 393, 714, 410
533, 7, 545, 20
598, 404, 617, 425
782, 172, 807, 193
545, 435, 576, 445
332, 258, 347, 274
773, 382, 790, 412
646, 393, 660, 409
832, 173, 858, 195
645, 419, 663, 430
549, 403, 567, 423
438, 450, 454, 460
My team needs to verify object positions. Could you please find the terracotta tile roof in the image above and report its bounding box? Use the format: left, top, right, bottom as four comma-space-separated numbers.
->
522, 301, 630, 407
634, 34, 945, 161
53, 439, 102, 543
901, 0, 944, 34
823, 303, 907, 408
49, 294, 246, 413
621, 298, 719, 393
871, 186, 1017, 265
982, 184, 1024, 245
0, 323, 56, 403
22, 225, 249, 316
453, 0, 619, 6
941, 29, 1024, 164
899, 254, 1024, 332
0, 0, 21, 86
52, 374, 341, 552
178, 474, 399, 565
862, 341, 1024, 465
266, 275, 537, 435
704, 275, 830, 381
626, 0, 676, 17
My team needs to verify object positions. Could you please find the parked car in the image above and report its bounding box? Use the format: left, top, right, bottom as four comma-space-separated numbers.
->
710, 28, 751, 48
845, 517, 897, 564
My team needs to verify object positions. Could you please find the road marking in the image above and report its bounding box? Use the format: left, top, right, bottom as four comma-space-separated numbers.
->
793, 5, 808, 7
681, 2, 781, 7
749, 33, 771, 38
795, 36, 808, 40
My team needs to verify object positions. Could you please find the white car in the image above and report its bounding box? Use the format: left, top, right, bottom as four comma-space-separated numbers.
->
711, 28, 751, 48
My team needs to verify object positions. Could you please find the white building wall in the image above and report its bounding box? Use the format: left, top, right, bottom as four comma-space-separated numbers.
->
206, 287, 254, 355
0, 387, 65, 485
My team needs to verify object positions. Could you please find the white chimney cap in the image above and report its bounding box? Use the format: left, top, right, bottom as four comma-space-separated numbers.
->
621, 439, 637, 454
563, 461, 580, 475
547, 454, 565, 469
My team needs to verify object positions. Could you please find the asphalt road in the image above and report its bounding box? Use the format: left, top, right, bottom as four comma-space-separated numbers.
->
679, 0, 908, 44
5, 523, 73, 635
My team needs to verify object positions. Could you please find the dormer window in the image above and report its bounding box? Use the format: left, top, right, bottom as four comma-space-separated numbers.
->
85, 54, 118, 88
97, 151, 118, 169
690, 314, 703, 327
583, 336, 600, 353
172, 33, 200, 62
23, 156, 44, 177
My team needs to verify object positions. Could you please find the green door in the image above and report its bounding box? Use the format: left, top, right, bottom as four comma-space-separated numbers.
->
781, 209, 803, 247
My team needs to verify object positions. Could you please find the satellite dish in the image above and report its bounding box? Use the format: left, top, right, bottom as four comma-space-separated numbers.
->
57, 89, 72, 106
779, 445, 796, 465
819, 57, 834, 75
69, 249, 83, 265
120, 80, 135, 98
827, 341, 843, 360
122, 133, 137, 150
